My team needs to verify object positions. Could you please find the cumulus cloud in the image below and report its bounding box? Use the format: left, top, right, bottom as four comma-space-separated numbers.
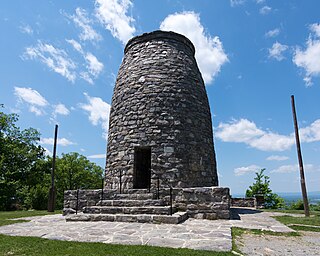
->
216, 118, 320, 151
88, 154, 106, 159
299, 119, 320, 142
271, 164, 316, 174
85, 53, 104, 77
66, 39, 104, 84
20, 24, 33, 35
260, 6, 272, 15
293, 23, 320, 86
95, 0, 135, 44
23, 41, 76, 82
53, 103, 70, 116
230, 0, 246, 7
160, 11, 228, 85
79, 93, 111, 140
40, 137, 75, 146
234, 165, 261, 176
266, 155, 289, 161
14, 87, 48, 115
265, 28, 280, 38
268, 42, 288, 61
66, 39, 83, 53
65, 7, 102, 42
215, 118, 294, 151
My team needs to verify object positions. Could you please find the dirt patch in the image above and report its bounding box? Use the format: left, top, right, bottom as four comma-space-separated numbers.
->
236, 231, 320, 256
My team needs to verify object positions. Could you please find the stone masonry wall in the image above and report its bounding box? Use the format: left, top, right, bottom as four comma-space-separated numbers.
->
63, 187, 230, 220
231, 197, 255, 208
105, 30, 218, 189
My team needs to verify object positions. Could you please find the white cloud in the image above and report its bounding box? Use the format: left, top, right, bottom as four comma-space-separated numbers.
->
88, 154, 105, 159
215, 118, 294, 151
265, 28, 280, 38
43, 147, 52, 156
14, 87, 48, 106
260, 6, 272, 15
85, 53, 104, 77
234, 165, 261, 176
53, 103, 70, 116
95, 0, 135, 44
66, 39, 83, 53
23, 41, 76, 82
310, 23, 320, 37
20, 24, 33, 35
256, 0, 265, 4
66, 39, 104, 83
230, 0, 246, 7
266, 155, 289, 161
268, 42, 288, 61
40, 137, 75, 146
65, 7, 102, 42
14, 87, 48, 116
215, 119, 264, 143
293, 23, 320, 86
271, 164, 298, 173
79, 93, 111, 140
299, 119, 320, 142
160, 11, 228, 85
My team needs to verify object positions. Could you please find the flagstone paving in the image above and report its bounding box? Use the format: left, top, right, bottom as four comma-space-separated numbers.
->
0, 208, 295, 252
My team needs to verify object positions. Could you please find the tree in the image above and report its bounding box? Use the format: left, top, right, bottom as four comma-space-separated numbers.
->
246, 168, 285, 209
0, 106, 45, 210
54, 152, 104, 209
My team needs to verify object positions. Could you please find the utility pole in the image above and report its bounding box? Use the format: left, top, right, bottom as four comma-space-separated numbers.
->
48, 124, 58, 212
291, 95, 310, 217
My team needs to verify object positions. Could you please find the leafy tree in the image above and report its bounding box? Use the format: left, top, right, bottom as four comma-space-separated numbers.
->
246, 168, 285, 209
0, 107, 45, 210
54, 152, 104, 209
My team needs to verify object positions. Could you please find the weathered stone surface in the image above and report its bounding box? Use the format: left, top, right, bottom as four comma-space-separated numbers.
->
231, 197, 255, 208
105, 30, 218, 189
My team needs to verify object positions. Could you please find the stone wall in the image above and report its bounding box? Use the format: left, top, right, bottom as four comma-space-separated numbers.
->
105, 30, 218, 189
231, 197, 255, 208
63, 187, 230, 220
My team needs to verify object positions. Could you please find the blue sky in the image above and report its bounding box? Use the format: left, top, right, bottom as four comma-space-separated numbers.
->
1, 0, 320, 195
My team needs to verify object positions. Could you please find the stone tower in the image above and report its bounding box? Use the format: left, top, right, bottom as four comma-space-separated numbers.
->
105, 30, 218, 190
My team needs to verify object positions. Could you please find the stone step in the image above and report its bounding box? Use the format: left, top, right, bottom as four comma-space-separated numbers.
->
65, 211, 188, 224
113, 193, 155, 200
83, 205, 176, 215
97, 199, 166, 207
121, 189, 150, 194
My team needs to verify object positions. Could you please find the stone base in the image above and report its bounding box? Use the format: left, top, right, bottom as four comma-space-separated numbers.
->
63, 186, 230, 223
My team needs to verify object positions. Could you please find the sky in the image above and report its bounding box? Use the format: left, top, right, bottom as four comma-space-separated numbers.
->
1, 0, 320, 195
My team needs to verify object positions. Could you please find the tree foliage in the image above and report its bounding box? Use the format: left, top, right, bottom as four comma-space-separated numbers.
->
245, 168, 285, 209
0, 105, 104, 210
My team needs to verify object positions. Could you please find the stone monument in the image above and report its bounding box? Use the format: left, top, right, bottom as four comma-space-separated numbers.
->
105, 30, 218, 190
63, 31, 230, 223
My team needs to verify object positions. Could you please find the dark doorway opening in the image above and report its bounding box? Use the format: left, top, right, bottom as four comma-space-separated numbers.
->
133, 147, 151, 189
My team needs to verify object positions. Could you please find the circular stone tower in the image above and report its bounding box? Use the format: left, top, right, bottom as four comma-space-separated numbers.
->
105, 30, 218, 189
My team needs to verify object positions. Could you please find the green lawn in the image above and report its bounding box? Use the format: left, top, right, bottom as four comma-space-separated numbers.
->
0, 210, 233, 256
0, 210, 61, 227
262, 208, 320, 232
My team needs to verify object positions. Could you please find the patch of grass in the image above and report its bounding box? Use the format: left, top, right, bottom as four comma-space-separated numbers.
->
0, 234, 233, 256
289, 225, 320, 232
274, 215, 320, 232
0, 210, 61, 227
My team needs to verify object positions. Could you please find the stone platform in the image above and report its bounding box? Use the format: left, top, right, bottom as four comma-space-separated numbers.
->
63, 187, 230, 224
0, 208, 295, 252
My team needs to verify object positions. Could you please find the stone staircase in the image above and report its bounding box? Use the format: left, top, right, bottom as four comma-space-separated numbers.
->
65, 189, 188, 224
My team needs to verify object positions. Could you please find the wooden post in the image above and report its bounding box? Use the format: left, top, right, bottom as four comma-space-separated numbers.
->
48, 124, 58, 212
291, 95, 310, 217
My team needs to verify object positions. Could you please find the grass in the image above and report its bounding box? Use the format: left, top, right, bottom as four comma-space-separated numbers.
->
0, 210, 233, 256
0, 210, 61, 227
261, 208, 320, 232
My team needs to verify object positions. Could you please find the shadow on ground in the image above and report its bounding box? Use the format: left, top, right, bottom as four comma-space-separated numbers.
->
230, 207, 262, 220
